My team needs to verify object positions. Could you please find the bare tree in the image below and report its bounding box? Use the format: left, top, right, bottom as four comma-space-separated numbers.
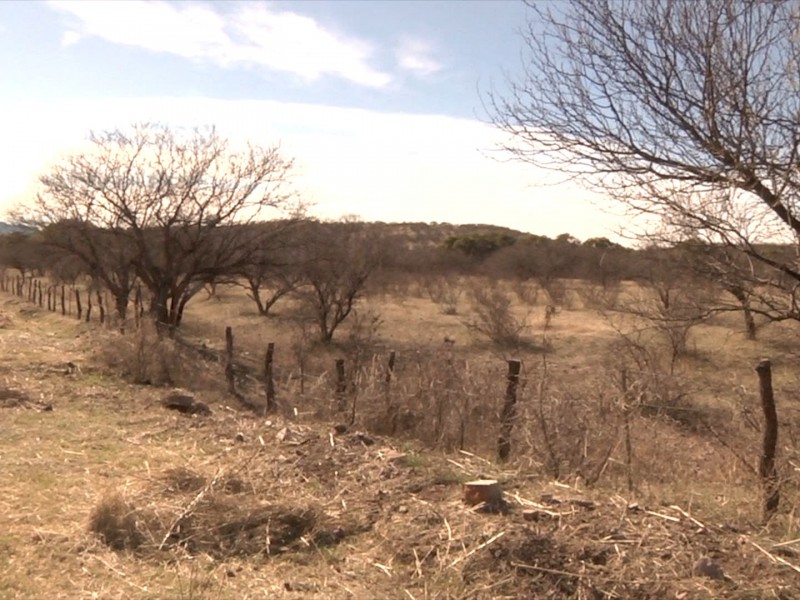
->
234, 222, 305, 316
297, 219, 384, 343
0, 231, 46, 281
39, 221, 137, 324
21, 124, 296, 331
492, 0, 800, 323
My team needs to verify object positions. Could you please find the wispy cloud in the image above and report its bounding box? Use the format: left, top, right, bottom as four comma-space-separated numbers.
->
48, 1, 391, 88
395, 37, 442, 76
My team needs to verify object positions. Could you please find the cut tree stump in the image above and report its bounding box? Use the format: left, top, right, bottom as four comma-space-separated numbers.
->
463, 479, 503, 508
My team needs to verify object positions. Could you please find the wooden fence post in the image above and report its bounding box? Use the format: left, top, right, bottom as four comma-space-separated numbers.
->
335, 358, 347, 412
756, 359, 779, 522
36, 281, 43, 307
225, 326, 236, 396
134, 285, 142, 330
96, 290, 105, 325
264, 342, 276, 414
74, 289, 82, 320
385, 350, 398, 434
497, 359, 522, 462
85, 291, 92, 322
61, 285, 66, 316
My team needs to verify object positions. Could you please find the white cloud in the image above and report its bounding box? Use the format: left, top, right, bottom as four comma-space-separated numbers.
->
48, 1, 391, 88
61, 30, 81, 47
395, 37, 442, 76
0, 97, 622, 241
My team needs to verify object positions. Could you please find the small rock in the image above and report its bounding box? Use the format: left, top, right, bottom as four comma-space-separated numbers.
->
692, 556, 727, 581
540, 493, 562, 506
570, 498, 597, 510
162, 393, 211, 416
352, 432, 375, 446
523, 509, 553, 522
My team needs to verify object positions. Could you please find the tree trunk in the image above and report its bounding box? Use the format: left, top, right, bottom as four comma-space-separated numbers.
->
729, 286, 756, 340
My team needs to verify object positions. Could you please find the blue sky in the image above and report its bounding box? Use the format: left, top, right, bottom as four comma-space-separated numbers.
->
0, 0, 620, 239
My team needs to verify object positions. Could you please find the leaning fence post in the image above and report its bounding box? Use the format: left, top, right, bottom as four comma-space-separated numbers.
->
264, 342, 276, 414
756, 359, 779, 522
497, 359, 522, 462
335, 358, 347, 412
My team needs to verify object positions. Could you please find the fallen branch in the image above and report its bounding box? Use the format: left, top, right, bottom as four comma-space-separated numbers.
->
746, 538, 800, 575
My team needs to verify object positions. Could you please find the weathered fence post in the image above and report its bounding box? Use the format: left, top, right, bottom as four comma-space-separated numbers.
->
74, 289, 82, 321
385, 350, 396, 385
264, 342, 276, 414
620, 368, 635, 494
134, 285, 142, 330
36, 281, 43, 307
61, 285, 66, 316
225, 326, 236, 396
756, 359, 779, 522
335, 358, 347, 412
385, 350, 398, 434
96, 290, 105, 325
497, 359, 522, 462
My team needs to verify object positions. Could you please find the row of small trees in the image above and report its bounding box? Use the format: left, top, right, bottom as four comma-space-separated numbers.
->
0, 124, 386, 342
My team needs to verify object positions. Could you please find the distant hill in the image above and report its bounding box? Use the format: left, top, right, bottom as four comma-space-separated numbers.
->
366, 221, 534, 249
0, 221, 34, 235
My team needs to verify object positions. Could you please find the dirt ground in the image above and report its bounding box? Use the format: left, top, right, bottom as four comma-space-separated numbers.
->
1, 294, 800, 599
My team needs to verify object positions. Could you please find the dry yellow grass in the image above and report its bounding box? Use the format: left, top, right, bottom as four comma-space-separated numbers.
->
2, 281, 800, 599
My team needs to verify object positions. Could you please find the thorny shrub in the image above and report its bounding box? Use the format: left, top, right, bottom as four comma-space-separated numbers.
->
465, 285, 530, 349
423, 275, 462, 315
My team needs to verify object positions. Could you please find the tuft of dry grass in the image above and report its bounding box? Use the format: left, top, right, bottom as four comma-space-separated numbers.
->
89, 493, 144, 551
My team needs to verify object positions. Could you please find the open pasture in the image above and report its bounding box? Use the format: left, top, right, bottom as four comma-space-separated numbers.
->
2, 277, 800, 599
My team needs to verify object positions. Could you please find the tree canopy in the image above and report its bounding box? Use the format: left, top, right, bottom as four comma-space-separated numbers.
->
21, 123, 297, 329
492, 0, 800, 322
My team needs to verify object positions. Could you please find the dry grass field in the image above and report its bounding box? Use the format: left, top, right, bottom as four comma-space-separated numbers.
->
2, 279, 800, 599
